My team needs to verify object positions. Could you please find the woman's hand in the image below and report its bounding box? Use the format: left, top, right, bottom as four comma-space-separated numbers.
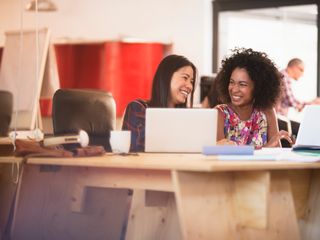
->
266, 130, 293, 147
217, 139, 237, 145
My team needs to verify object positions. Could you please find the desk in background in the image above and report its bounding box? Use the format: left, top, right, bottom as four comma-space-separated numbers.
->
8, 153, 320, 240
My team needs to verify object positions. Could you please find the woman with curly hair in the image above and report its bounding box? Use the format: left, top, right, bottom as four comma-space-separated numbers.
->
215, 48, 292, 148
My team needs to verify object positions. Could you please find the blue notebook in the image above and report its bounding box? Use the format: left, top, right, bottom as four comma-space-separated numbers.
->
202, 145, 254, 155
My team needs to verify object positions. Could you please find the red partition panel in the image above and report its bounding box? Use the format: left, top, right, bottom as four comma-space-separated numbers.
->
54, 41, 169, 117
54, 44, 76, 88
54, 43, 106, 89
105, 42, 165, 116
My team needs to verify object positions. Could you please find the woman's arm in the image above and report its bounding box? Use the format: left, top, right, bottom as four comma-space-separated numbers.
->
216, 110, 225, 141
215, 108, 236, 145
122, 100, 147, 152
264, 108, 292, 147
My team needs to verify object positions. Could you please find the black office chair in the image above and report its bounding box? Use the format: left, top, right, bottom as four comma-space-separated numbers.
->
0, 90, 13, 136
52, 89, 116, 151
200, 74, 220, 108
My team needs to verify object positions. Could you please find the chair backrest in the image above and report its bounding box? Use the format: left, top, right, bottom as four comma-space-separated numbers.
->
200, 75, 215, 103
52, 89, 116, 151
200, 74, 220, 108
277, 114, 293, 148
0, 90, 13, 136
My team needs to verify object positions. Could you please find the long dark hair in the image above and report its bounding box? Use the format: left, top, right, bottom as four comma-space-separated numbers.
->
148, 54, 197, 108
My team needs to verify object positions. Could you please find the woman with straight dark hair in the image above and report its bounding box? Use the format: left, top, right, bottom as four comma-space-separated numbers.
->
122, 54, 197, 151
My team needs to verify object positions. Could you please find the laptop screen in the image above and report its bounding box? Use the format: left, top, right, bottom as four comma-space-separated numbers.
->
295, 105, 320, 147
145, 108, 217, 153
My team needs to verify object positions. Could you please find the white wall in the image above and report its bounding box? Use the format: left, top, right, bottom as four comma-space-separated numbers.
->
0, 0, 213, 103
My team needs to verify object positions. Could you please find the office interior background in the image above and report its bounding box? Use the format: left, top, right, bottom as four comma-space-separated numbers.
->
0, 0, 317, 121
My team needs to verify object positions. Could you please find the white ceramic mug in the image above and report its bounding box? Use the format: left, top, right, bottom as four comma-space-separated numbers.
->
109, 130, 131, 153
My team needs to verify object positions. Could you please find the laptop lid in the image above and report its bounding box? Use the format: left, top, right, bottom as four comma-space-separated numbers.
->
294, 105, 320, 147
145, 108, 217, 153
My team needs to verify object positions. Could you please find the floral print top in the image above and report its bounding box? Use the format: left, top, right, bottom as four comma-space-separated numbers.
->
215, 104, 268, 148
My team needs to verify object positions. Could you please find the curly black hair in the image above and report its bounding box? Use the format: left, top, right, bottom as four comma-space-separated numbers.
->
215, 48, 282, 110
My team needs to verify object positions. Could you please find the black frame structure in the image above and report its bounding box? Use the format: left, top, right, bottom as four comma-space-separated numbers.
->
212, 0, 320, 95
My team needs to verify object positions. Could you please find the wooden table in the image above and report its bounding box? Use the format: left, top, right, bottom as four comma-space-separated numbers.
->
10, 153, 320, 240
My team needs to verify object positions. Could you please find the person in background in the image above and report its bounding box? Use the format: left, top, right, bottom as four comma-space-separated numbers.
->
214, 48, 292, 148
122, 54, 196, 152
201, 77, 221, 108
276, 58, 320, 116
276, 58, 320, 146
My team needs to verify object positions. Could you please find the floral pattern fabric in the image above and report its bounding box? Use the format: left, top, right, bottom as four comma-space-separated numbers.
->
215, 104, 268, 147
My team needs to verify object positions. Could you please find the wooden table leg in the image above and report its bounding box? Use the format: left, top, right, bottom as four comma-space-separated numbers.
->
172, 171, 237, 240
299, 169, 320, 240
125, 190, 182, 240
172, 170, 300, 240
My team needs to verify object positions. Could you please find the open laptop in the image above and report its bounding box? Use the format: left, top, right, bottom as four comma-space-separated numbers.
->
145, 108, 217, 153
293, 105, 320, 150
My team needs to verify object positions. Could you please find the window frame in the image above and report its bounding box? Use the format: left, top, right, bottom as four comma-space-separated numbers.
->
212, 0, 320, 95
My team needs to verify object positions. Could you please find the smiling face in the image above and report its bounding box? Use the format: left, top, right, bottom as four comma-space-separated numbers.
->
168, 66, 194, 107
228, 67, 254, 108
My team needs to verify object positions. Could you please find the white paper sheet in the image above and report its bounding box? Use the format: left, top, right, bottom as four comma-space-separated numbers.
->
216, 148, 320, 162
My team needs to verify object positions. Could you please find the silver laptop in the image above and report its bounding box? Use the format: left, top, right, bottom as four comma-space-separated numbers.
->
293, 105, 320, 149
145, 108, 217, 153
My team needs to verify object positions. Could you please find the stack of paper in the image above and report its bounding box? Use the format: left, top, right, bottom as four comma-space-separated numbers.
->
208, 147, 320, 162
